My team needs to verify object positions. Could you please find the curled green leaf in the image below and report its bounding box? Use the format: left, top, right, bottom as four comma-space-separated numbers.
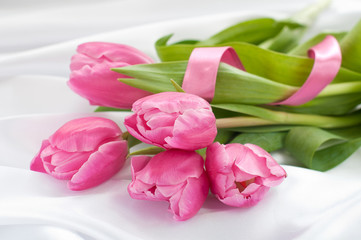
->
285, 126, 361, 171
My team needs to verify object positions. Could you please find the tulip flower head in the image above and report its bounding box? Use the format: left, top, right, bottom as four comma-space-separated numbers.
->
30, 117, 128, 191
206, 142, 286, 207
68, 42, 154, 109
124, 92, 217, 151
128, 150, 209, 221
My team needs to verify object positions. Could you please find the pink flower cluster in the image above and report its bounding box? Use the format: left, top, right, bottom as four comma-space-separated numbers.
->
124, 91, 286, 220
31, 42, 287, 221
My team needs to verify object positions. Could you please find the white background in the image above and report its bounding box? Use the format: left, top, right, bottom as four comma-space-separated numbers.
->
1, 0, 361, 239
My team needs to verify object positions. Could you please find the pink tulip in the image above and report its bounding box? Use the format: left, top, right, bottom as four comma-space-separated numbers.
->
68, 42, 154, 109
128, 150, 209, 221
30, 117, 128, 191
205, 142, 286, 207
124, 92, 217, 151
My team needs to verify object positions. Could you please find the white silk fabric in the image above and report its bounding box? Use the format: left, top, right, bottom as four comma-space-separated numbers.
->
1, 0, 361, 239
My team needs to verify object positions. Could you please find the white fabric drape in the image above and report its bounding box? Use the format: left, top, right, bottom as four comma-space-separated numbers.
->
1, 0, 361, 239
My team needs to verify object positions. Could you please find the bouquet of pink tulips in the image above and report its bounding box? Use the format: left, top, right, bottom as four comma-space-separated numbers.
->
30, 0, 361, 220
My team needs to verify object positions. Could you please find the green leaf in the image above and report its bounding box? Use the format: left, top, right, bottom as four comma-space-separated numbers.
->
259, 26, 305, 53
115, 53, 361, 116
285, 126, 361, 171
173, 39, 199, 45
156, 37, 314, 86
257, 0, 333, 53
128, 146, 165, 156
262, 0, 333, 53
213, 103, 361, 129
340, 19, 361, 73
288, 32, 347, 56
198, 18, 284, 45
231, 131, 287, 152
94, 106, 131, 112
114, 61, 297, 105
228, 125, 295, 133
122, 132, 142, 149
266, 92, 361, 116
215, 129, 236, 144
289, 19, 361, 75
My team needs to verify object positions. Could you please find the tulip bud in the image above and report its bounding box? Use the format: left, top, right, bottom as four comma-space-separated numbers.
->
124, 92, 217, 151
205, 142, 286, 207
128, 150, 209, 221
68, 42, 153, 109
30, 117, 128, 191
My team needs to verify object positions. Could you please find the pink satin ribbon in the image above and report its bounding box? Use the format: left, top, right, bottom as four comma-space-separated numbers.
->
182, 47, 245, 102
182, 35, 342, 106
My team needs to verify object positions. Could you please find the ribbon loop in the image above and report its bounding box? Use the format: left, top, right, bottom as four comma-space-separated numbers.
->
182, 35, 342, 106
182, 47, 244, 102
271, 35, 342, 106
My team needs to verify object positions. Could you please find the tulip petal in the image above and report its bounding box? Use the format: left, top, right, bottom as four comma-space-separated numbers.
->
205, 142, 231, 174
68, 62, 151, 109
128, 179, 163, 201
50, 170, 79, 180
205, 142, 286, 208
70, 53, 100, 71
30, 140, 50, 173
221, 184, 270, 207
141, 127, 173, 147
49, 117, 122, 152
68, 140, 128, 191
130, 155, 151, 181
135, 150, 204, 186
124, 114, 163, 148
76, 42, 154, 65
156, 183, 185, 198
145, 111, 178, 129
259, 175, 286, 187
232, 145, 271, 178
245, 143, 287, 178
53, 151, 91, 173
165, 109, 217, 150
169, 173, 209, 221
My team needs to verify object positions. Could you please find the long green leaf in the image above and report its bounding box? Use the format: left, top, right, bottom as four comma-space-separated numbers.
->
265, 92, 361, 116
213, 103, 361, 129
231, 132, 287, 152
114, 56, 361, 115
114, 62, 297, 105
259, 26, 305, 53
228, 125, 295, 133
198, 18, 285, 45
156, 37, 314, 86
285, 126, 361, 171
156, 36, 360, 87
94, 106, 131, 112
340, 19, 361, 73
288, 32, 347, 56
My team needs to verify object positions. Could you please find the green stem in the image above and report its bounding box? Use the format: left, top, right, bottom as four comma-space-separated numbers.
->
216, 111, 361, 129
128, 146, 165, 157
122, 132, 142, 148
319, 81, 361, 97
216, 117, 276, 128
170, 79, 185, 92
